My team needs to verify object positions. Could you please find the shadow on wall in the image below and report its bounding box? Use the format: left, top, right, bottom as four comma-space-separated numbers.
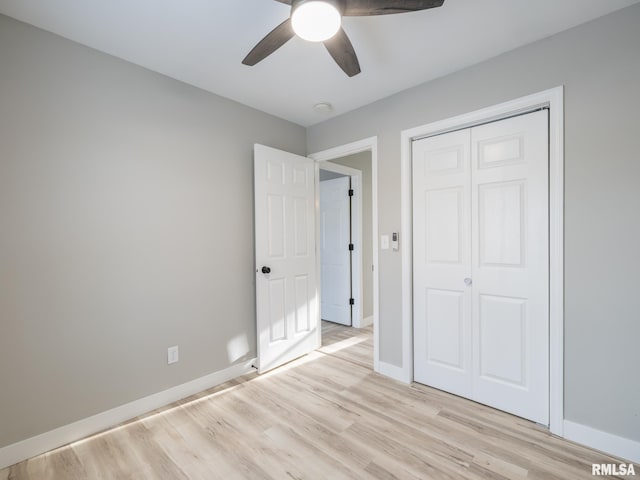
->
227, 334, 251, 363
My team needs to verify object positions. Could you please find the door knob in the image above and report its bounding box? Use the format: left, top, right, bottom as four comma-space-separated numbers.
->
261, 266, 271, 274
464, 277, 472, 286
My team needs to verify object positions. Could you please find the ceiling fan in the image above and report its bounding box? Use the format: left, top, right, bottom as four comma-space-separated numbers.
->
242, 0, 445, 77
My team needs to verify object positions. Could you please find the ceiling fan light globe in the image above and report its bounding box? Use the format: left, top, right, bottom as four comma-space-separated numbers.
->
291, 1, 342, 42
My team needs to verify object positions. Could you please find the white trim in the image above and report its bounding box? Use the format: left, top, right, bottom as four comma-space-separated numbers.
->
400, 87, 565, 434
314, 161, 323, 351
548, 88, 565, 437
564, 421, 640, 464
0, 359, 256, 470
318, 161, 360, 177
310, 137, 377, 163
400, 132, 415, 384
318, 161, 364, 328
360, 315, 374, 328
310, 137, 380, 373
351, 173, 364, 329
377, 361, 412, 384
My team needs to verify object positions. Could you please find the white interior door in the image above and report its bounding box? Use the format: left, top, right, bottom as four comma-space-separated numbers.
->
413, 110, 549, 425
471, 111, 549, 424
320, 176, 352, 326
254, 144, 318, 374
412, 129, 472, 397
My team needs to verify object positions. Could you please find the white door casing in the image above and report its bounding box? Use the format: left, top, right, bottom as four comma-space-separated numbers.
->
310, 137, 380, 373
320, 176, 352, 326
254, 144, 318, 374
412, 110, 549, 424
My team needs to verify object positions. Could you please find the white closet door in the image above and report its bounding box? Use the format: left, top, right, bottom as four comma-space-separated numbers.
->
471, 110, 549, 424
412, 110, 549, 425
413, 129, 472, 397
320, 176, 352, 326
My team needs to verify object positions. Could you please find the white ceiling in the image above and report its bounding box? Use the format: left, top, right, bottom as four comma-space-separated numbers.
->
1, 0, 638, 126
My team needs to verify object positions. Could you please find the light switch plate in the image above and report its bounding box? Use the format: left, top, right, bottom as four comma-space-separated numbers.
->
168, 346, 179, 365
381, 235, 389, 250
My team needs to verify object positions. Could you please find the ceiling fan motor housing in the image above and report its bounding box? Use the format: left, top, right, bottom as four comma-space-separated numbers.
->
291, 0, 346, 16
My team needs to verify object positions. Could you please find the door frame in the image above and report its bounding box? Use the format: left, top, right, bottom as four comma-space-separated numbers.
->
319, 162, 364, 327
400, 87, 564, 435
310, 137, 380, 372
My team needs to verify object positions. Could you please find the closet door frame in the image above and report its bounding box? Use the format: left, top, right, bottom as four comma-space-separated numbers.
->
400, 87, 564, 436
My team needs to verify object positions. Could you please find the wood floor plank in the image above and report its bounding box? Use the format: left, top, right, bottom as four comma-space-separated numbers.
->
140, 411, 226, 480
21, 448, 88, 480
472, 452, 528, 479
1, 321, 632, 479
71, 430, 146, 480
173, 396, 276, 479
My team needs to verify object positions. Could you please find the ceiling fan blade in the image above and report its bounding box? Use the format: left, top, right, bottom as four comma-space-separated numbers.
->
242, 18, 295, 66
343, 0, 444, 16
324, 27, 361, 77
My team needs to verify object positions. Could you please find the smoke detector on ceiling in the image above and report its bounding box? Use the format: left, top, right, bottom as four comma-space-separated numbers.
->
313, 102, 334, 114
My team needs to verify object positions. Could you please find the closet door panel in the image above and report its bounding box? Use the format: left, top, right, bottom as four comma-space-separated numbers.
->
413, 129, 472, 397
471, 110, 549, 425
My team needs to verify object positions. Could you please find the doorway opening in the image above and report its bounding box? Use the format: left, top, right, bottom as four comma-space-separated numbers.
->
319, 162, 366, 328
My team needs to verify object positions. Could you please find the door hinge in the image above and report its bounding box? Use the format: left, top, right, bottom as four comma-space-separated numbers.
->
349, 243, 354, 251
349, 298, 355, 305
348, 189, 354, 197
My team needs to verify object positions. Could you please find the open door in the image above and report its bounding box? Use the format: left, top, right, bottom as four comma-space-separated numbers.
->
254, 144, 319, 373
320, 176, 352, 326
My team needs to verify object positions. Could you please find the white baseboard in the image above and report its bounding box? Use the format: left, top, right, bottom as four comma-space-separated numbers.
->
359, 315, 373, 328
564, 420, 640, 464
0, 358, 256, 470
377, 360, 412, 384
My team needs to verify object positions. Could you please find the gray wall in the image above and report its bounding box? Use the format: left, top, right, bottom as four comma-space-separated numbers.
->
0, 15, 305, 448
330, 152, 374, 320
319, 170, 346, 181
307, 4, 640, 442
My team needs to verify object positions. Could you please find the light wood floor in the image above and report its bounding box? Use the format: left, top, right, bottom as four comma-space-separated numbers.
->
320, 320, 373, 370
1, 322, 627, 479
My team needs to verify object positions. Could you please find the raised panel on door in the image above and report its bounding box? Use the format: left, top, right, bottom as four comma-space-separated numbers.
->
268, 277, 287, 343
413, 129, 472, 397
267, 194, 286, 258
478, 180, 526, 268
471, 110, 549, 424
425, 288, 465, 370
294, 274, 311, 334
425, 187, 462, 264
478, 295, 527, 387
293, 197, 309, 257
255, 144, 319, 373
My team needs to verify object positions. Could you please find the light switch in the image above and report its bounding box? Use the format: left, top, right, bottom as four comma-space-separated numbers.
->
168, 346, 179, 365
381, 235, 389, 250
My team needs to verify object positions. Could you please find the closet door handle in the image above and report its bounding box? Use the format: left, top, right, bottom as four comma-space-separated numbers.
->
464, 277, 472, 286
